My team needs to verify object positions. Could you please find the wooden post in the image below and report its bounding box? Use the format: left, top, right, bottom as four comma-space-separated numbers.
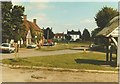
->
110, 45, 113, 62
84, 48, 86, 53
14, 43, 19, 59
106, 45, 109, 61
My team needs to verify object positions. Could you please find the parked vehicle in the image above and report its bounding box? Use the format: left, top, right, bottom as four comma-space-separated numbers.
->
43, 39, 54, 46
43, 42, 54, 46
27, 44, 37, 49
0, 43, 15, 53
89, 44, 105, 52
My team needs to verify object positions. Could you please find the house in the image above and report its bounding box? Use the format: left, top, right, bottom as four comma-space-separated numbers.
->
23, 15, 44, 46
97, 16, 119, 66
54, 32, 65, 41
67, 30, 81, 41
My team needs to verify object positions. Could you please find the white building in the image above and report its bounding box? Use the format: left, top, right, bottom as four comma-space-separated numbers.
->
67, 30, 81, 41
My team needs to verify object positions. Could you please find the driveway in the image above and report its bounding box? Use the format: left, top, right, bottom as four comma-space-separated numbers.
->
0, 48, 83, 60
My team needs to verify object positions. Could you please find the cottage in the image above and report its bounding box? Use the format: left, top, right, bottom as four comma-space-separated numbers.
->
23, 15, 44, 46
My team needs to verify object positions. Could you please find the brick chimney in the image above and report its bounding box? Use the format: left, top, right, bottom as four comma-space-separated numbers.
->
33, 19, 36, 24
24, 15, 27, 21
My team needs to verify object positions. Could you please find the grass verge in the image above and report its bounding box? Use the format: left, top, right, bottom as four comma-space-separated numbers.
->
2, 52, 117, 71
37, 42, 91, 51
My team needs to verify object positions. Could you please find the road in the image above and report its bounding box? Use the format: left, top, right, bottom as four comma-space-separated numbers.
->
0, 48, 84, 60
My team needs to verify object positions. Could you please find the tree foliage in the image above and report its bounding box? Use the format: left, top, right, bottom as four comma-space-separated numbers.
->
11, 5, 25, 42
2, 2, 25, 42
82, 28, 90, 41
43, 27, 54, 39
65, 35, 71, 41
95, 6, 118, 29
91, 28, 102, 39
2, 2, 12, 42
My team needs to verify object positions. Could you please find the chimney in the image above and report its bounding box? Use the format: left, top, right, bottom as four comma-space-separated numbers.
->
33, 19, 36, 24
24, 15, 27, 21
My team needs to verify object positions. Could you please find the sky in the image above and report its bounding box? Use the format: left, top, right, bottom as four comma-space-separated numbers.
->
12, 1, 118, 34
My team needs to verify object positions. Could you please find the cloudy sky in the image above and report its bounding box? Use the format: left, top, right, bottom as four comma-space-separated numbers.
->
12, 1, 118, 34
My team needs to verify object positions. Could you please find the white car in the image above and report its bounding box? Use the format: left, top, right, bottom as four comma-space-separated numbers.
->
0, 43, 15, 53
27, 44, 37, 49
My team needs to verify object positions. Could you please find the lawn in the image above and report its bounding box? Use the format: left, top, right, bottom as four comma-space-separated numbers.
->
37, 42, 91, 51
2, 52, 117, 71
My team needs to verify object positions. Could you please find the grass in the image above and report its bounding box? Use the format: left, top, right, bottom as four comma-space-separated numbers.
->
37, 42, 91, 51
2, 52, 117, 71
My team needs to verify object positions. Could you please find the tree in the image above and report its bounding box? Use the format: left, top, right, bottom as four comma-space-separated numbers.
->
43, 27, 54, 39
82, 28, 90, 41
1, 2, 12, 42
78, 30, 82, 39
2, 2, 25, 43
11, 5, 25, 42
95, 6, 118, 29
91, 28, 103, 44
91, 28, 102, 39
65, 35, 71, 42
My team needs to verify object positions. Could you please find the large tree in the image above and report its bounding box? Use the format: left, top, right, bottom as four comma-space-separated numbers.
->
1, 2, 12, 42
95, 6, 118, 29
11, 5, 25, 42
82, 28, 91, 41
2, 2, 25, 42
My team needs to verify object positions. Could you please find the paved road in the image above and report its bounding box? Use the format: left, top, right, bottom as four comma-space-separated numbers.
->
0, 48, 84, 60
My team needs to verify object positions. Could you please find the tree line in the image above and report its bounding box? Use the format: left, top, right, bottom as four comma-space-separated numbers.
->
43, 27, 91, 42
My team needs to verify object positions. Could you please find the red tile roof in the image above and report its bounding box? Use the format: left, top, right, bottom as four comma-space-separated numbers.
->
54, 33, 64, 37
23, 20, 41, 32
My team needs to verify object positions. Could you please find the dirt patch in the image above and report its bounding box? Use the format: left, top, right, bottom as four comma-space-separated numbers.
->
2, 66, 118, 82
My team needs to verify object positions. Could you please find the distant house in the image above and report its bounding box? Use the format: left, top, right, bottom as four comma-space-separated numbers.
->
67, 30, 81, 41
54, 33, 65, 41
23, 15, 44, 46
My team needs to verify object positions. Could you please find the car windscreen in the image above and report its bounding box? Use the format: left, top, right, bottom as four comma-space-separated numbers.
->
1, 44, 9, 47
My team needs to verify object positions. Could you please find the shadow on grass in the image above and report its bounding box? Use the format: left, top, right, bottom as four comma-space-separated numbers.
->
8, 58, 31, 63
75, 59, 117, 67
